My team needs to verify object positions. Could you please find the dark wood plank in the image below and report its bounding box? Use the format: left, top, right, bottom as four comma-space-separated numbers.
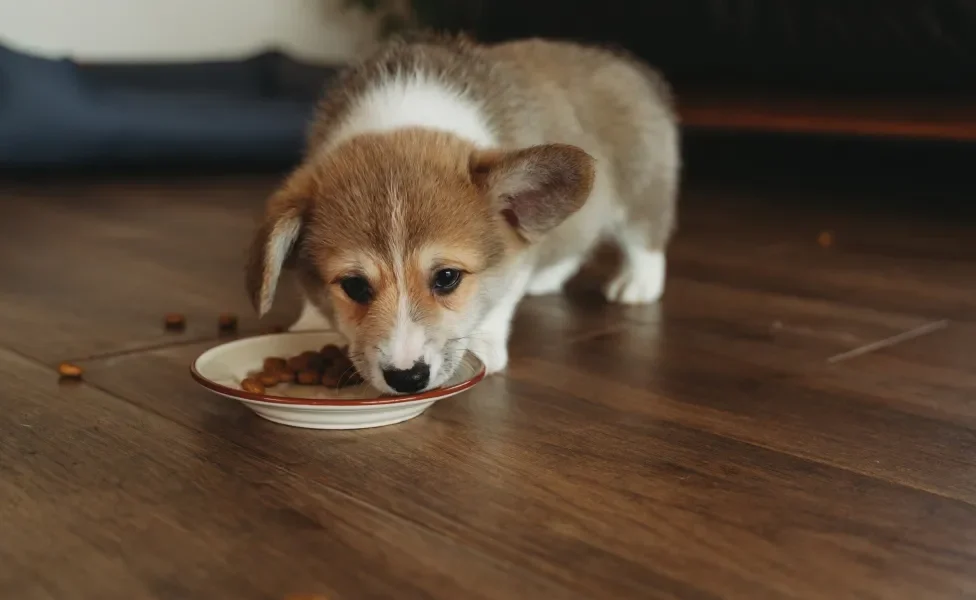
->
511, 322, 976, 501
0, 176, 301, 364
666, 190, 976, 321
578, 275, 928, 351
872, 322, 976, 373
522, 262, 976, 497
66, 330, 976, 599
0, 347, 577, 600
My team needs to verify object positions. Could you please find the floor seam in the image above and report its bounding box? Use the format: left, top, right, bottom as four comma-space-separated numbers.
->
55, 328, 280, 364
67, 335, 233, 363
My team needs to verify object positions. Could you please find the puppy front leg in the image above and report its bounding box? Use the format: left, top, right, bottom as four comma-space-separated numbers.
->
289, 297, 333, 332
469, 310, 513, 374
469, 265, 531, 374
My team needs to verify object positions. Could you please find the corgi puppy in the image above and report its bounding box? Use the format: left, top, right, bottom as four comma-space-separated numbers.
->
246, 34, 679, 395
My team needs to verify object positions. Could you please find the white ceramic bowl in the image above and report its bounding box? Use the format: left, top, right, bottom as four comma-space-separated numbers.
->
190, 330, 485, 430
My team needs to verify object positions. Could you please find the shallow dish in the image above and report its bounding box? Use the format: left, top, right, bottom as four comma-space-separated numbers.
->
190, 330, 485, 429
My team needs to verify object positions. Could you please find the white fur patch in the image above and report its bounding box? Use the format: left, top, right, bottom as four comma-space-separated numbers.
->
383, 180, 427, 370
327, 75, 497, 149
385, 299, 427, 369
604, 249, 666, 305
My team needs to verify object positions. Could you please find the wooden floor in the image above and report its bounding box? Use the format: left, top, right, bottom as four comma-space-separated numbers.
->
2, 163, 976, 600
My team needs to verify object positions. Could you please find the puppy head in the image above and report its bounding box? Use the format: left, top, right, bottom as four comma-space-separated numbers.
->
247, 129, 594, 394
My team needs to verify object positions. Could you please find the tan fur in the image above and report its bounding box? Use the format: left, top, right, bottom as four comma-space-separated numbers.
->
309, 129, 503, 268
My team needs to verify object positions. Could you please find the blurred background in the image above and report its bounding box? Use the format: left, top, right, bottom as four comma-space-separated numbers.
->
1, 0, 974, 201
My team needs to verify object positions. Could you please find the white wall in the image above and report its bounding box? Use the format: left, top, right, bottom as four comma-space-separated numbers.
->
0, 0, 379, 63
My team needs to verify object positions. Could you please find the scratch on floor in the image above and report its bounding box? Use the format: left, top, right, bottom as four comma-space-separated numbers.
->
826, 319, 949, 364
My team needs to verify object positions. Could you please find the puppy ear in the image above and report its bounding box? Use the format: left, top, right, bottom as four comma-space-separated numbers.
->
245, 172, 313, 316
470, 144, 595, 242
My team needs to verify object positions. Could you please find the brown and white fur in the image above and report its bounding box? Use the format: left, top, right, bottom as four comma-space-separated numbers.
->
246, 34, 679, 395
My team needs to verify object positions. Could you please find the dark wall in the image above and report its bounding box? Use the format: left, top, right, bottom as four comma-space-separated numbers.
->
454, 0, 976, 93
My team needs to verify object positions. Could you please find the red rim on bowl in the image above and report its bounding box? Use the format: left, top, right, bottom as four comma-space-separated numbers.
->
190, 344, 486, 407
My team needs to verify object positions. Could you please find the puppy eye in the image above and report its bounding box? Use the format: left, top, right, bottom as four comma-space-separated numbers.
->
339, 276, 373, 304
431, 269, 462, 295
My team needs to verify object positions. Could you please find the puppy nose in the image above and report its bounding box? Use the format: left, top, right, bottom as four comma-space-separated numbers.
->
382, 362, 430, 394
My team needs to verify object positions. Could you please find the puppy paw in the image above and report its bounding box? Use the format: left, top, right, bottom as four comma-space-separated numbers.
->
603, 252, 665, 305
469, 335, 509, 374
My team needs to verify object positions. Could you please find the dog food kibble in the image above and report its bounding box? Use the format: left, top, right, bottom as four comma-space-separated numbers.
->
241, 344, 364, 393
258, 372, 280, 387
217, 313, 238, 333
163, 313, 186, 331
321, 344, 344, 361
57, 362, 83, 379
305, 353, 327, 373
287, 354, 309, 372
296, 370, 320, 385
241, 377, 265, 394
263, 357, 287, 372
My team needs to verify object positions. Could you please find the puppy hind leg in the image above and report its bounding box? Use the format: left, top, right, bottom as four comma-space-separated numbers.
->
603, 200, 675, 305
603, 229, 666, 305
